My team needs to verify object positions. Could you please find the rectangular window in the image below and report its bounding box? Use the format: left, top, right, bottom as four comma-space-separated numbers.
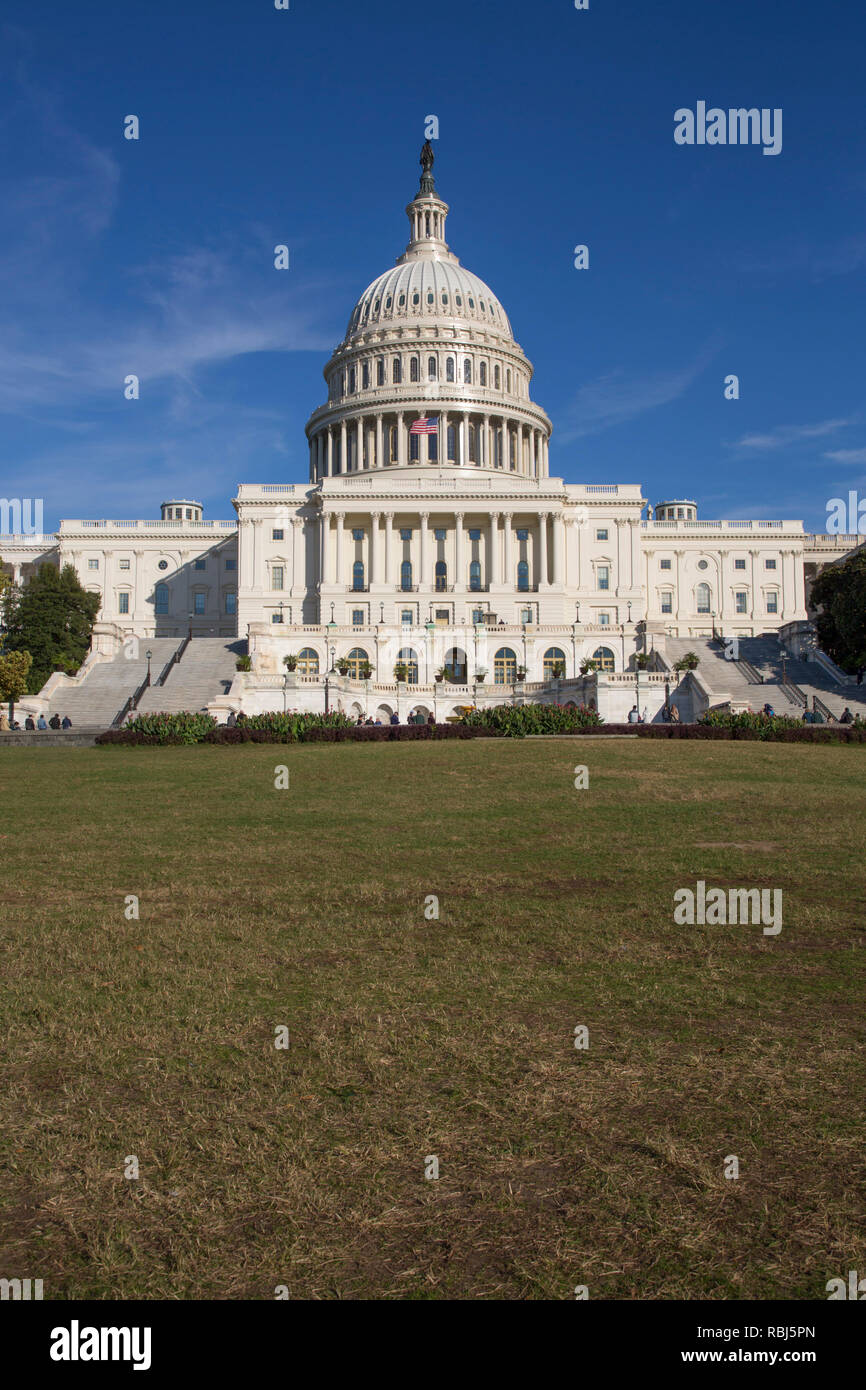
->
767, 593, 778, 613
521, 607, 533, 625
516, 529, 528, 541
435, 608, 449, 623
599, 613, 610, 626
734, 558, 746, 570
735, 591, 748, 613
194, 559, 205, 570
468, 529, 481, 541
88, 558, 99, 570
399, 528, 412, 541
765, 558, 777, 569
225, 593, 237, 615
118, 592, 129, 614
225, 558, 236, 570
598, 566, 609, 591
659, 559, 671, 570
272, 529, 284, 541
352, 609, 364, 626
401, 609, 413, 625
434, 528, 446, 541
119, 558, 131, 571
661, 593, 672, 614
596, 529, 608, 541
352, 528, 364, 541
272, 566, 284, 590
194, 592, 206, 615
472, 609, 485, 625
271, 612, 283, 624
185, 509, 192, 519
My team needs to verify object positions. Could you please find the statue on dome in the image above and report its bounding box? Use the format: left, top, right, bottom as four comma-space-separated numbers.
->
419, 140, 435, 192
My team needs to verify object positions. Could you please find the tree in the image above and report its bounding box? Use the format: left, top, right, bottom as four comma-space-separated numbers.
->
0, 649, 32, 720
810, 547, 866, 672
1, 563, 100, 693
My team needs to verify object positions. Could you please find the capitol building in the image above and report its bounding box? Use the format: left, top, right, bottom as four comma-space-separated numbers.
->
3, 145, 859, 725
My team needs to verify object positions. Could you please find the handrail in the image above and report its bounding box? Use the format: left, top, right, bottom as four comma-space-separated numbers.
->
812, 695, 836, 722
112, 671, 151, 726
779, 680, 807, 707
156, 636, 189, 686
736, 658, 764, 684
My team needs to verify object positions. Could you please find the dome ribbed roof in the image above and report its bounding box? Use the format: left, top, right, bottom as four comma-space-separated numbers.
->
346, 259, 512, 341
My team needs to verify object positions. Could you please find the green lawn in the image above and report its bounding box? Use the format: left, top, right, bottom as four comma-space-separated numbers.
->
1, 740, 864, 1300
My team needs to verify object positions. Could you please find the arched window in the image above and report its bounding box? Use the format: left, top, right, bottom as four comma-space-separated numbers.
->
400, 559, 413, 591
154, 583, 169, 614
468, 424, 477, 463
543, 647, 566, 680
506, 368, 512, 392
463, 359, 472, 384
349, 368, 356, 392
398, 647, 419, 683
592, 646, 615, 672
352, 560, 365, 591
696, 583, 711, 613
297, 647, 319, 675
345, 648, 368, 679
480, 362, 487, 386
435, 560, 447, 592
362, 362, 370, 389
444, 647, 467, 682
446, 357, 455, 382
517, 559, 529, 592
494, 365, 501, 389
410, 356, 420, 382
393, 358, 402, 384
469, 559, 482, 591
494, 647, 517, 683
377, 358, 385, 385
428, 356, 438, 380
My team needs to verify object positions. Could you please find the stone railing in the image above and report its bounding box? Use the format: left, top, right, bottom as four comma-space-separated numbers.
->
641, 519, 801, 532
63, 519, 237, 531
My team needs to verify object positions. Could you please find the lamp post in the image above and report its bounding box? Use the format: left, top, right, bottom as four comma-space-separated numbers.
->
187, 612, 193, 641
780, 647, 788, 687
711, 610, 717, 642
283, 672, 289, 714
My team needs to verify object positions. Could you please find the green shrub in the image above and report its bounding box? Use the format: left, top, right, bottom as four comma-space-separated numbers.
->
118, 712, 217, 744
460, 703, 603, 738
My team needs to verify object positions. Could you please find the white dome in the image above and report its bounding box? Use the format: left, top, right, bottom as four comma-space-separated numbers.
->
347, 259, 512, 341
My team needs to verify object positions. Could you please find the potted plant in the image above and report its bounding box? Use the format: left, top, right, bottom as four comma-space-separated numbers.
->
283, 653, 298, 672
474, 668, 488, 685
235, 653, 252, 672
551, 660, 566, 679
515, 665, 527, 682
635, 652, 651, 670
336, 657, 350, 676
579, 657, 598, 675
674, 651, 700, 672
434, 667, 446, 683
359, 660, 373, 681
394, 661, 409, 683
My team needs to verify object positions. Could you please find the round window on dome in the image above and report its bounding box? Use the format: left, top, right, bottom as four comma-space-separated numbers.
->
374, 300, 380, 312
386, 296, 392, 308
427, 292, 434, 304
468, 297, 475, 308
456, 295, 462, 306
412, 293, 419, 306
442, 293, 448, 304
479, 302, 485, 313
399, 294, 405, 306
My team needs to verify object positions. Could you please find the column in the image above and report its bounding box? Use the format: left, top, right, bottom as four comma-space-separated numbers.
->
339, 420, 347, 475
419, 512, 429, 589
438, 412, 446, 467
455, 512, 465, 589
325, 515, 337, 585
292, 518, 304, 592
538, 513, 549, 588
325, 427, 333, 478
552, 512, 564, 586
489, 512, 501, 585
356, 417, 363, 473
397, 413, 406, 467
384, 513, 394, 584
334, 513, 344, 586
462, 411, 470, 466
503, 513, 513, 588
483, 413, 490, 468
371, 512, 382, 585
750, 548, 759, 619
375, 415, 383, 470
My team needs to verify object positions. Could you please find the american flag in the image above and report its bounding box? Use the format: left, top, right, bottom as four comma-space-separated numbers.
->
409, 416, 439, 434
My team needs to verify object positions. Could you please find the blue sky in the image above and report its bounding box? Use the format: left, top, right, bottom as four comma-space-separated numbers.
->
1, 0, 864, 533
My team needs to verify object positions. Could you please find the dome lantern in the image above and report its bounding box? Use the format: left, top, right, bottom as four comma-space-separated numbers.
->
400, 140, 454, 265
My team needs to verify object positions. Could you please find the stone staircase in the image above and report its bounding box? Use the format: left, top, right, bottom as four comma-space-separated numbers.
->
136, 639, 244, 714
44, 639, 179, 728
658, 636, 866, 719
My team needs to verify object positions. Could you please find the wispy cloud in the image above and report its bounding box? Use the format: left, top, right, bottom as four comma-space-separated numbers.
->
824, 447, 866, 465
557, 344, 717, 442
732, 419, 852, 451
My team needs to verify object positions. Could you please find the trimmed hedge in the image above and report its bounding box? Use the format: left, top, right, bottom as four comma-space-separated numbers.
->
462, 703, 603, 737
